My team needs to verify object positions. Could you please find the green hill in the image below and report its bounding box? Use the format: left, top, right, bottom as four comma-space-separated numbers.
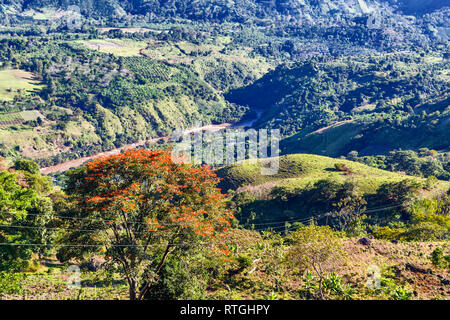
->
280, 101, 450, 157
217, 153, 450, 226
218, 153, 450, 193
226, 51, 450, 159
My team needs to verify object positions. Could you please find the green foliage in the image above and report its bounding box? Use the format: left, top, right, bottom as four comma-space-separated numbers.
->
378, 275, 413, 300
144, 255, 207, 300
0, 272, 26, 295
0, 170, 36, 271
377, 179, 423, 204
410, 197, 450, 229
403, 222, 447, 241
14, 159, 40, 175
331, 195, 367, 237
372, 226, 406, 241
322, 273, 354, 300
286, 225, 345, 299
0, 160, 57, 271
236, 254, 253, 270
430, 248, 450, 269
350, 150, 450, 181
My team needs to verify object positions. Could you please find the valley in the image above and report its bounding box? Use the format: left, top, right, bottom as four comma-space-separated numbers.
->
0, 0, 448, 303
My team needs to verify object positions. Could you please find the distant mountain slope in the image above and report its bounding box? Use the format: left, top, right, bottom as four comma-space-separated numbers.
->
225, 50, 450, 157
9, 0, 448, 18
383, 0, 449, 15
280, 102, 450, 157
2, 0, 449, 24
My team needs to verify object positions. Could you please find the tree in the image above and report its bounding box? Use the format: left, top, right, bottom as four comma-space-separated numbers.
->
0, 170, 36, 271
377, 179, 422, 205
285, 225, 346, 300
331, 196, 367, 237
14, 159, 40, 175
59, 149, 234, 300
0, 162, 56, 271
403, 222, 447, 241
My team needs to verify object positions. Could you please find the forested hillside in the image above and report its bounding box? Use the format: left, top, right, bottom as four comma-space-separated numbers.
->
227, 50, 450, 169
0, 0, 449, 303
0, 33, 248, 166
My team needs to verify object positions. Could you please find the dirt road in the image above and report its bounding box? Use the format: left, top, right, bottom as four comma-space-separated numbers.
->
40, 123, 231, 175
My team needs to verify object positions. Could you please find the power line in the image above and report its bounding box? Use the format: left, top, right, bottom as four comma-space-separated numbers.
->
244, 214, 325, 228
365, 204, 404, 213
0, 242, 217, 248
244, 203, 405, 228
1, 203, 406, 234
0, 204, 407, 247
22, 211, 318, 227
0, 224, 99, 233
0, 214, 321, 233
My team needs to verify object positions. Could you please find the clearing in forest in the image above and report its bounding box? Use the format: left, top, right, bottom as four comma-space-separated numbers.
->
0, 69, 43, 100
79, 39, 147, 56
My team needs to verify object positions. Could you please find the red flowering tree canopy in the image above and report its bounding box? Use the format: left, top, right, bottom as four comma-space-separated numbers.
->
60, 149, 234, 299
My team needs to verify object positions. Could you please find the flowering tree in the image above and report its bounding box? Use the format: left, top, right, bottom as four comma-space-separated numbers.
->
59, 149, 234, 300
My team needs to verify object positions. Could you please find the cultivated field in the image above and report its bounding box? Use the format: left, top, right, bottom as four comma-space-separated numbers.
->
0, 69, 43, 100
77, 39, 147, 57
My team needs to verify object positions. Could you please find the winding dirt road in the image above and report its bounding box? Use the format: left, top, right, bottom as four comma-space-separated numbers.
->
40, 123, 232, 175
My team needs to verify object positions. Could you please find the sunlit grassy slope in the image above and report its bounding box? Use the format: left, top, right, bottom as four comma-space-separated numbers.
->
0, 69, 43, 100
217, 153, 450, 194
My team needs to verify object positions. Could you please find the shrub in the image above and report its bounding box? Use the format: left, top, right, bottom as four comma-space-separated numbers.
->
322, 273, 354, 299
372, 226, 406, 241
144, 256, 208, 300
403, 222, 447, 241
430, 248, 450, 269
379, 275, 412, 300
0, 272, 26, 295
14, 159, 40, 174
334, 163, 352, 174
236, 254, 253, 270
286, 226, 346, 299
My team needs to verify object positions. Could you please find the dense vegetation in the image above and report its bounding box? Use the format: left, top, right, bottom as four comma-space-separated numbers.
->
0, 33, 252, 166
0, 1, 448, 170
0, 0, 448, 301
227, 50, 449, 158
0, 155, 449, 300
217, 154, 450, 234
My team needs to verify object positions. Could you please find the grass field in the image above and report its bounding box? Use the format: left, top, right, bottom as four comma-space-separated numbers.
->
78, 39, 147, 57
0, 69, 43, 101
217, 153, 450, 194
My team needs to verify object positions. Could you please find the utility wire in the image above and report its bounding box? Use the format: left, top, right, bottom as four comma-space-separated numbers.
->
0, 204, 404, 248
0, 202, 406, 234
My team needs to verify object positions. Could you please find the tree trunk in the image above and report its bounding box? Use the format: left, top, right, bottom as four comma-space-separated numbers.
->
318, 277, 325, 300
129, 279, 137, 300
137, 244, 173, 300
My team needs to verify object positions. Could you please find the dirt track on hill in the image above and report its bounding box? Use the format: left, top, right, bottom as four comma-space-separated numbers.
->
40, 123, 231, 175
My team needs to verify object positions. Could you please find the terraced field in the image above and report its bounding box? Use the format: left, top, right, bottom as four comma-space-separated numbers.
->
78, 39, 147, 57
0, 110, 43, 127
